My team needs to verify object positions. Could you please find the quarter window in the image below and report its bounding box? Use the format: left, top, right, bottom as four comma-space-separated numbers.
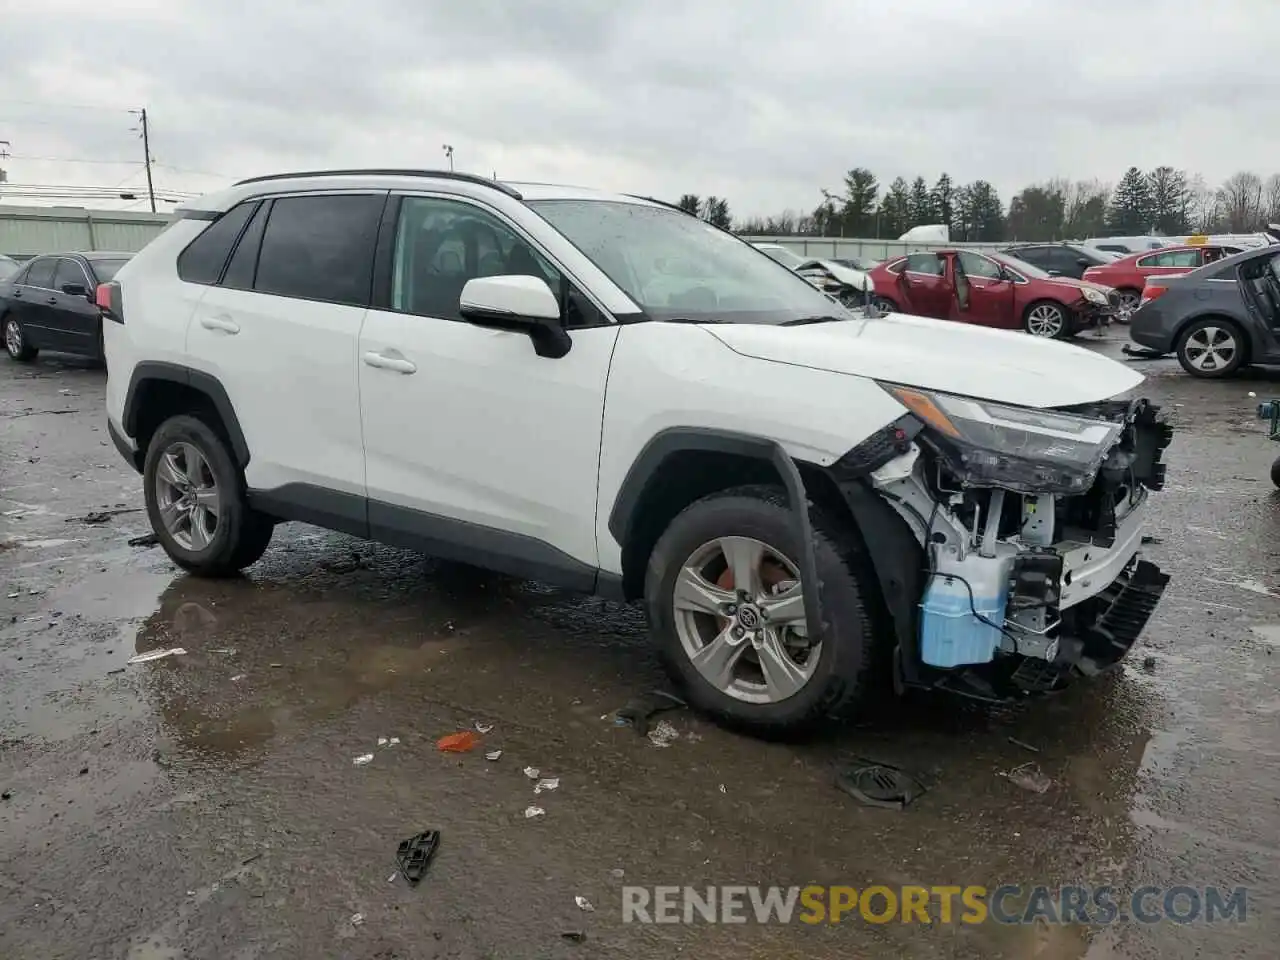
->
178, 201, 258, 285
390, 196, 600, 327
253, 194, 383, 306
24, 258, 56, 289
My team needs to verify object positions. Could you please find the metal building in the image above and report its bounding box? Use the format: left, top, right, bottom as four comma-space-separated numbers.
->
0, 205, 172, 259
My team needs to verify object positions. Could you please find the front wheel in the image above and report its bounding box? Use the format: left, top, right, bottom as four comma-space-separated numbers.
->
1175, 319, 1244, 378
1024, 301, 1069, 339
3, 315, 38, 362
1115, 288, 1142, 324
1271, 455, 1280, 489
143, 414, 275, 577
870, 296, 898, 315
644, 484, 878, 737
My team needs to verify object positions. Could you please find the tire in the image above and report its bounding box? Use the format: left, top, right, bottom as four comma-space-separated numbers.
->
1271, 455, 1280, 489
1175, 318, 1245, 378
95, 319, 106, 369
871, 296, 898, 315
1023, 300, 1070, 339
1114, 288, 1142, 324
3, 314, 38, 362
644, 484, 878, 737
142, 414, 274, 577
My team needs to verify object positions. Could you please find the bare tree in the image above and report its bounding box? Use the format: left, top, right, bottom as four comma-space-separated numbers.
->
1216, 171, 1265, 232
1185, 174, 1221, 232
1265, 174, 1280, 225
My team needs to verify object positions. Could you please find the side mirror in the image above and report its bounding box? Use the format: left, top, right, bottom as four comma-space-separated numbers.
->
61, 282, 88, 297
459, 275, 571, 359
1046, 269, 1062, 277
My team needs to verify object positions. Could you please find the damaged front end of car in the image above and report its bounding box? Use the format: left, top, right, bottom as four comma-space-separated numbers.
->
827, 385, 1172, 702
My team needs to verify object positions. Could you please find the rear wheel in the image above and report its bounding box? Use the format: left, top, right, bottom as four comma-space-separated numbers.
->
1175, 318, 1244, 378
3, 315, 37, 362
1024, 301, 1069, 339
645, 484, 878, 737
871, 296, 898, 315
143, 415, 275, 576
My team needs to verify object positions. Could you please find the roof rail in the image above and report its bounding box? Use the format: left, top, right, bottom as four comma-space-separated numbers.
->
232, 169, 523, 200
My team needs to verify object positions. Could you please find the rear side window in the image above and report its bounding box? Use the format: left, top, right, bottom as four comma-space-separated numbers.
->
904, 252, 943, 276
25, 258, 56, 289
253, 194, 383, 306
53, 259, 89, 292
178, 202, 259, 285
221, 203, 268, 291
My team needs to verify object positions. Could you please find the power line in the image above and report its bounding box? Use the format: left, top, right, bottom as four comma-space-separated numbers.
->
4, 154, 138, 165
0, 98, 131, 113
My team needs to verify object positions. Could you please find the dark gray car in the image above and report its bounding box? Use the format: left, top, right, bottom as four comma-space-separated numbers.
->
1128, 244, 1280, 378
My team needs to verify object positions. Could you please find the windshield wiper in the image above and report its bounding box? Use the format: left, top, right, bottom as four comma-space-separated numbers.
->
665, 317, 728, 324
780, 314, 848, 326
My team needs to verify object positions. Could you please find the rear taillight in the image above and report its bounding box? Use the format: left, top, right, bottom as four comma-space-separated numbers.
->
1141, 284, 1168, 304
95, 282, 123, 323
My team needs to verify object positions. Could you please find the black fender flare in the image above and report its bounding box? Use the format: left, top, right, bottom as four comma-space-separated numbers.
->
608, 427, 824, 645
122, 361, 251, 468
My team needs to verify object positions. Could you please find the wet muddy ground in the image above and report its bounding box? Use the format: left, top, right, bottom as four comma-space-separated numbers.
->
2, 339, 1278, 959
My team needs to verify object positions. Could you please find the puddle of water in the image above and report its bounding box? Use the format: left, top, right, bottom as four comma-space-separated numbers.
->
1204, 577, 1279, 599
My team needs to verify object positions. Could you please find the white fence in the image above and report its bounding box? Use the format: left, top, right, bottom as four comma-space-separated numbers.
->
739, 236, 1006, 259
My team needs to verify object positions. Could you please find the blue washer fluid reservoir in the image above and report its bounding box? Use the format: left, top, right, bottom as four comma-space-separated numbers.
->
919, 557, 1010, 668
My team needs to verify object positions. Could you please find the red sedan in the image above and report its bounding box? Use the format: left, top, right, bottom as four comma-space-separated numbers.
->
867, 249, 1118, 339
1081, 245, 1237, 320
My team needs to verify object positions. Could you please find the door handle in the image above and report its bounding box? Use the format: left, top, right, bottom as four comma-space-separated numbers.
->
362, 351, 416, 374
199, 315, 240, 334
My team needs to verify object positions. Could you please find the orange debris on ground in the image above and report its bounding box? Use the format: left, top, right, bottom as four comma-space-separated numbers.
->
436, 731, 480, 753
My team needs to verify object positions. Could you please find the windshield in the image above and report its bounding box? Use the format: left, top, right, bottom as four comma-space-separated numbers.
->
528, 200, 842, 324
991, 251, 1052, 280
89, 258, 128, 282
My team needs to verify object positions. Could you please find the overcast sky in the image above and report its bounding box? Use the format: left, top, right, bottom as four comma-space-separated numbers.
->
3, 0, 1279, 216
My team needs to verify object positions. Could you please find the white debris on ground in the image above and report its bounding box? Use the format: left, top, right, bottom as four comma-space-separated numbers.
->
575, 896, 595, 912
534, 777, 559, 794
524, 806, 545, 819
352, 754, 374, 766
485, 750, 503, 761
647, 720, 680, 748
127, 647, 187, 664
523, 766, 540, 779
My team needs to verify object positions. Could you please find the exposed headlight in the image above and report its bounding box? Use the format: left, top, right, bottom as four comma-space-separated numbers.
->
1081, 287, 1107, 305
878, 384, 1124, 494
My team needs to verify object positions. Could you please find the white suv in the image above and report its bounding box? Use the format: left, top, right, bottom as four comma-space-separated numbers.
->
101, 170, 1173, 734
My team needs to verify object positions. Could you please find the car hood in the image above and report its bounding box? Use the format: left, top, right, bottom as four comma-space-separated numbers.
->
809, 259, 871, 291
705, 312, 1143, 408
1043, 275, 1115, 296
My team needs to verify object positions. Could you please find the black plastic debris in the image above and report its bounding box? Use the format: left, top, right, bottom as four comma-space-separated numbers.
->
1121, 345, 1168, 361
395, 830, 441, 884
1141, 535, 1163, 545
614, 690, 686, 736
128, 533, 160, 548
836, 759, 927, 810
67, 507, 142, 525
1142, 655, 1157, 672
561, 931, 587, 944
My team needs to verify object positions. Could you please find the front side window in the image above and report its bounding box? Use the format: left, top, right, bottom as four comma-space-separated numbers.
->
1140, 250, 1200, 269
254, 194, 383, 306
903, 252, 944, 276
390, 196, 601, 327
24, 258, 56, 289
529, 200, 839, 324
53, 259, 89, 292
957, 252, 1002, 279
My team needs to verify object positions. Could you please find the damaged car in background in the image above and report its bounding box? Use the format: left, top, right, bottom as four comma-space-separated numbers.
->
793, 257, 872, 307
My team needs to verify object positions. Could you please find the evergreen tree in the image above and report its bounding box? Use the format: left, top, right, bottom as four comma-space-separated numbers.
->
676, 194, 701, 216
908, 176, 935, 229
931, 173, 956, 233
878, 177, 912, 238
1107, 168, 1152, 233
702, 196, 732, 229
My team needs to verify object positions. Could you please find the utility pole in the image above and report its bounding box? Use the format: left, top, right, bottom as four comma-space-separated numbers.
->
132, 108, 156, 212
442, 144, 454, 172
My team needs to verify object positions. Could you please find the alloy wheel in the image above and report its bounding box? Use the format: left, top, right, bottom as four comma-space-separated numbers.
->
671, 536, 819, 704
1116, 290, 1140, 323
1182, 326, 1237, 373
4, 318, 21, 357
1026, 304, 1065, 338
154, 441, 221, 551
